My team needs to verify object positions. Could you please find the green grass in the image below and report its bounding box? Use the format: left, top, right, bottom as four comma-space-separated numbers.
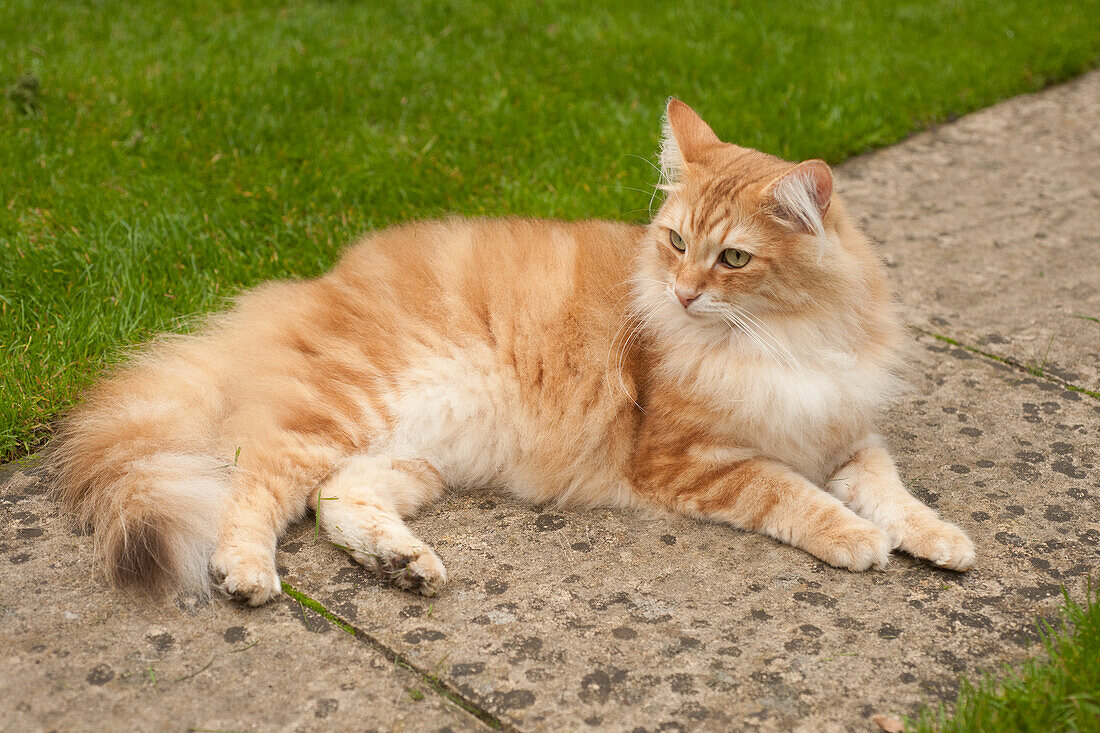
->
912, 581, 1100, 733
2, 0, 1099, 460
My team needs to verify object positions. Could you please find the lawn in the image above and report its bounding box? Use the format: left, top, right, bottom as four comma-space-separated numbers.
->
3, 0, 1099, 460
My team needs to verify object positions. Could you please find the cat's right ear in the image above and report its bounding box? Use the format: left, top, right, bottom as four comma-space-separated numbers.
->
660, 98, 722, 183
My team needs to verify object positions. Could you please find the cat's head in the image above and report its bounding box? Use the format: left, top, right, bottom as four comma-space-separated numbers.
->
637, 99, 857, 341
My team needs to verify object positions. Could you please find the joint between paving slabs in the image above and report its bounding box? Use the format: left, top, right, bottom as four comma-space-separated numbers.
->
280, 582, 514, 731
913, 327, 1100, 401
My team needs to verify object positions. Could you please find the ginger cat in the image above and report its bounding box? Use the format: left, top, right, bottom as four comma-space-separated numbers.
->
52, 99, 975, 606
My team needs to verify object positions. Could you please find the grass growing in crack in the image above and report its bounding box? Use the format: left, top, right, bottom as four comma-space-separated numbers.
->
918, 329, 1100, 400
3, 0, 1100, 462
281, 581, 356, 636
278, 582, 504, 729
910, 580, 1100, 733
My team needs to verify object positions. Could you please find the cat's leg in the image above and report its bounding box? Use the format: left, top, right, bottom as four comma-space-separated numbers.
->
312, 455, 447, 596
827, 435, 975, 571
642, 454, 892, 571
210, 472, 296, 606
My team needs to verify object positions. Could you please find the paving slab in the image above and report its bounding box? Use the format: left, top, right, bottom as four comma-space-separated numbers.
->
274, 333, 1099, 732
839, 70, 1100, 392
0, 469, 482, 733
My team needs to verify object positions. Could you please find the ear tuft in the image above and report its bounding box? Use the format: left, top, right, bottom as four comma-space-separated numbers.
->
768, 160, 833, 237
659, 98, 722, 186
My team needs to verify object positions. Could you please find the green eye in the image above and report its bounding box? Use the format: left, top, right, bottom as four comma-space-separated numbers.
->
720, 248, 752, 268
669, 230, 686, 252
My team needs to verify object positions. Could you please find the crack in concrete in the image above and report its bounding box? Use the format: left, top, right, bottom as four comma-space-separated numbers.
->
914, 327, 1100, 401
281, 581, 513, 731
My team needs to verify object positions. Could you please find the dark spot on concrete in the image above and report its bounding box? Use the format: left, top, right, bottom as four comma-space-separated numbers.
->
935, 650, 964, 672
949, 464, 970, 474
403, 627, 446, 644
943, 610, 993, 631
315, 698, 338, 718
17, 527, 43, 539
612, 626, 637, 640
674, 701, 712, 721
534, 513, 566, 531
1015, 450, 1045, 464
878, 624, 902, 639
147, 632, 174, 652
478, 500, 496, 510
1068, 486, 1091, 500
750, 609, 773, 620
834, 616, 865, 629
717, 645, 742, 656
1052, 460, 1086, 479
750, 671, 782, 686
970, 511, 990, 522
485, 579, 508, 595
660, 534, 676, 546
282, 541, 302, 554
585, 716, 603, 727
494, 689, 536, 710
799, 624, 823, 637
1006, 505, 1025, 516
86, 664, 114, 685
784, 638, 821, 653
471, 615, 491, 625
1044, 505, 1072, 522
580, 669, 626, 704
332, 567, 363, 584
793, 591, 837, 608
1017, 584, 1061, 600
994, 531, 1025, 547
223, 626, 247, 644
899, 672, 916, 683
452, 662, 485, 676
503, 636, 543, 662
667, 673, 696, 694
9, 552, 29, 564
959, 427, 982, 437
976, 460, 994, 468
919, 678, 960, 703
571, 542, 591, 552
400, 605, 423, 618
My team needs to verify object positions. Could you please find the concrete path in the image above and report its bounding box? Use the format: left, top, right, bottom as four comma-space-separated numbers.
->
3, 71, 1098, 732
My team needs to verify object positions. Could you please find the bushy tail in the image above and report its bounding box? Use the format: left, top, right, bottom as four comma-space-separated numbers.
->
50, 356, 230, 597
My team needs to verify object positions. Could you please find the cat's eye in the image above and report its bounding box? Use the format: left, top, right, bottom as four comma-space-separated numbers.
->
720, 248, 752, 268
669, 230, 686, 252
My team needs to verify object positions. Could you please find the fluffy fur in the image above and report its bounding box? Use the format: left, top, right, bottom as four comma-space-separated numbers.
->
51, 99, 974, 605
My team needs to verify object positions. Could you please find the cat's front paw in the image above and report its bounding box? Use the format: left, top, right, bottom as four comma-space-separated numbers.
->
894, 515, 975, 571
210, 547, 282, 606
809, 517, 892, 572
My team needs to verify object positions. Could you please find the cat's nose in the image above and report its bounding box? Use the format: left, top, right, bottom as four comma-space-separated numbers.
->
675, 287, 700, 308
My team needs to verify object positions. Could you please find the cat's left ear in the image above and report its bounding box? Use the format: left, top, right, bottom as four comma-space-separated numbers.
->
765, 160, 833, 236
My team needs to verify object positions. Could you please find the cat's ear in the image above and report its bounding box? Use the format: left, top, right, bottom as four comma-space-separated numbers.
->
660, 98, 722, 182
765, 160, 833, 236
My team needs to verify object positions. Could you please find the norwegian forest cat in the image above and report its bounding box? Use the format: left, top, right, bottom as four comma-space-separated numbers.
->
52, 100, 975, 606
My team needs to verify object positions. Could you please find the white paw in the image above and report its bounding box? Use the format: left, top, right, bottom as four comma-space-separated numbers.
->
895, 515, 976, 571
808, 517, 892, 572
210, 548, 282, 606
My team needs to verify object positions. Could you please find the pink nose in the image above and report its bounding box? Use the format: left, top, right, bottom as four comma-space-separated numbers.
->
675, 287, 700, 308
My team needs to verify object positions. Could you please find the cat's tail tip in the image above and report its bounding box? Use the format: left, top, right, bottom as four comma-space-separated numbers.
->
51, 445, 228, 599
